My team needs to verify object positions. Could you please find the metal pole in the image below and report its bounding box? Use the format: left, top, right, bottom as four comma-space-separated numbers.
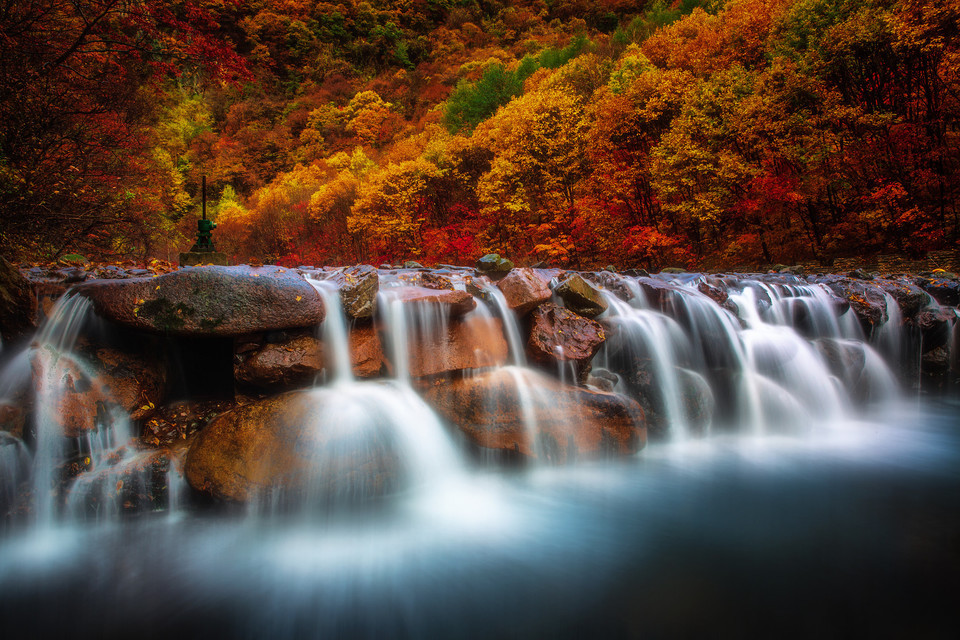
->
202, 175, 207, 221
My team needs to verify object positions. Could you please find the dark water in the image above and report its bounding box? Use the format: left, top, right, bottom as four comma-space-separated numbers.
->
2, 402, 959, 639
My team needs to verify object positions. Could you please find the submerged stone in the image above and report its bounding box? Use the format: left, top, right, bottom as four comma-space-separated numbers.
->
399, 316, 508, 378
422, 368, 645, 462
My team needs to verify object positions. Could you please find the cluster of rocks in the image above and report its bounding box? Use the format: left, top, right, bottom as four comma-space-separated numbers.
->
1, 259, 958, 516
0, 263, 645, 513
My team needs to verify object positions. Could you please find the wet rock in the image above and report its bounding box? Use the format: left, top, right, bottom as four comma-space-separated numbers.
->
913, 308, 956, 353
605, 355, 713, 438
496, 268, 551, 315
917, 277, 960, 307
184, 390, 402, 503
422, 368, 646, 462
419, 272, 454, 290
235, 334, 324, 389
332, 264, 380, 320
390, 286, 477, 316
635, 276, 681, 309
876, 279, 931, 319
86, 346, 166, 421
400, 317, 508, 378
67, 447, 183, 517
476, 253, 514, 275
30, 346, 119, 438
554, 274, 607, 318
350, 324, 385, 378
921, 346, 951, 375
586, 368, 618, 392
527, 303, 605, 383
697, 279, 728, 306
403, 261, 425, 269
73, 265, 325, 336
0, 401, 26, 439
91, 265, 128, 280
814, 338, 870, 402
822, 277, 888, 335
583, 271, 634, 302
0, 257, 37, 343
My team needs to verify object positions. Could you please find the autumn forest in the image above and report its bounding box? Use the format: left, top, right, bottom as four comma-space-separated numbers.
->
1, 0, 958, 270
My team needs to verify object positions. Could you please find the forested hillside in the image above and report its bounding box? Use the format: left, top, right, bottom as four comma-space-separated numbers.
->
2, 0, 958, 270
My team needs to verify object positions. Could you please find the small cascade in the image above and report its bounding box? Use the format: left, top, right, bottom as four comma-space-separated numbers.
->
308, 278, 355, 384
481, 283, 526, 366
246, 275, 467, 514
2, 294, 180, 526
598, 291, 693, 439
877, 292, 904, 364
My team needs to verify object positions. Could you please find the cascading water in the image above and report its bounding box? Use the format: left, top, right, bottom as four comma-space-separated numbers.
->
1, 267, 958, 639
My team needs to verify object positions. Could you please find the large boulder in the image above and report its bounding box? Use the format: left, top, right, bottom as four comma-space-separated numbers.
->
496, 268, 551, 315
184, 389, 403, 503
398, 316, 508, 378
332, 265, 379, 319
554, 273, 608, 318
422, 368, 646, 462
72, 265, 325, 336
527, 303, 605, 383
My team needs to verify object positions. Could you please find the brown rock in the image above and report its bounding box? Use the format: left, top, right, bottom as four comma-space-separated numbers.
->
496, 268, 551, 315
184, 389, 402, 503
698, 280, 728, 306
332, 265, 379, 319
72, 265, 325, 336
400, 316, 508, 378
419, 272, 455, 290
235, 334, 325, 388
350, 324, 385, 378
30, 346, 116, 438
389, 286, 477, 316
422, 368, 645, 462
89, 346, 166, 421
527, 303, 605, 383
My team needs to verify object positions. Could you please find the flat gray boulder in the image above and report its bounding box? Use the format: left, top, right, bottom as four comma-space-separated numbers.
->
72, 265, 324, 336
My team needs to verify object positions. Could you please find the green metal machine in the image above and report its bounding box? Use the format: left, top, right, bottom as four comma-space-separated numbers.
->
190, 176, 217, 252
